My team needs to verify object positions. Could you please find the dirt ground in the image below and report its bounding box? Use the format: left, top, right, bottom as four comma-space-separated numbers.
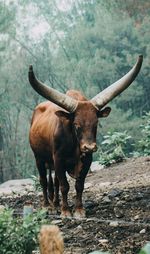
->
0, 156, 150, 254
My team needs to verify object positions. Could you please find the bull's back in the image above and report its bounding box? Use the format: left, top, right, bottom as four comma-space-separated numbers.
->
29, 101, 59, 158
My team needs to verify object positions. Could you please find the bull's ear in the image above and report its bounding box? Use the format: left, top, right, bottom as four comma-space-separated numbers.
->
97, 107, 111, 118
55, 110, 74, 121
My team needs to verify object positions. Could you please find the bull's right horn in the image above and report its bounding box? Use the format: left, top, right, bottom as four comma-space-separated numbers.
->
28, 65, 78, 113
91, 55, 143, 109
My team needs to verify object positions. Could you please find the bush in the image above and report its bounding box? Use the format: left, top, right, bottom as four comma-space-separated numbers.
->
138, 112, 150, 156
139, 242, 150, 254
98, 131, 132, 166
0, 208, 49, 254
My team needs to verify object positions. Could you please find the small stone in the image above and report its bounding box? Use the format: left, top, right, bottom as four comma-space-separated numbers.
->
139, 229, 146, 234
102, 196, 111, 203
116, 200, 125, 205
134, 215, 140, 220
84, 182, 92, 189
86, 218, 95, 222
1, 196, 7, 200
37, 192, 43, 197
135, 192, 144, 201
84, 200, 96, 209
90, 161, 104, 172
77, 225, 82, 229
51, 219, 62, 225
98, 239, 109, 244
21, 191, 27, 196
114, 207, 124, 218
74, 225, 83, 233
27, 192, 34, 197
108, 188, 123, 198
109, 221, 119, 227
123, 194, 131, 201
5, 195, 12, 199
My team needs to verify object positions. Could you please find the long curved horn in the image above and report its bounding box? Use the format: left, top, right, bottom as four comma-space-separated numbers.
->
28, 65, 78, 112
91, 55, 143, 109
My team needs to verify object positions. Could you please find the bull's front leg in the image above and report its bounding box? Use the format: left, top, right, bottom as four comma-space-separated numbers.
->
74, 176, 86, 218
74, 154, 92, 218
54, 158, 71, 218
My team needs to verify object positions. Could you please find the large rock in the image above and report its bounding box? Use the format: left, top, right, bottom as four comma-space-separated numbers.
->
90, 161, 104, 172
0, 179, 34, 196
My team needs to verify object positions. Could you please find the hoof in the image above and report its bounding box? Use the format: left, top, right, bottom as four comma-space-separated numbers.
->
43, 200, 50, 207
61, 210, 72, 218
43, 200, 57, 214
49, 209, 58, 215
48, 200, 58, 214
73, 208, 86, 219
48, 206, 57, 215
54, 205, 60, 214
54, 201, 60, 208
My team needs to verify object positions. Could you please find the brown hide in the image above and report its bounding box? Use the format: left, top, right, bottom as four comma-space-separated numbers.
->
29, 90, 110, 218
30, 99, 80, 176
29, 56, 143, 218
29, 91, 100, 175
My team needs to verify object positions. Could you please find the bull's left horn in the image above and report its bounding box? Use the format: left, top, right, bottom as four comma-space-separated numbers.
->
28, 65, 78, 112
91, 55, 143, 109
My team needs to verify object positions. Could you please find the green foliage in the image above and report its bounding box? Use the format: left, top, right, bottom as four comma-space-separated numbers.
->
98, 131, 132, 166
138, 112, 150, 156
139, 243, 150, 254
0, 208, 48, 254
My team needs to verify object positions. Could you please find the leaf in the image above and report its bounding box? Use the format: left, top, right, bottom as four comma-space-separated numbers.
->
139, 243, 150, 254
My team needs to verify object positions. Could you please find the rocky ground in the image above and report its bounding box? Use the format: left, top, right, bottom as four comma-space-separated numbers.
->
0, 156, 150, 254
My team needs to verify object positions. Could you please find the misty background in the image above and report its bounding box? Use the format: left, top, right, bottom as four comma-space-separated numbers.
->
0, 0, 149, 182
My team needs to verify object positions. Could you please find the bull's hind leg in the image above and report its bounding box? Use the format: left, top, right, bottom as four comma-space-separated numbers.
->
35, 158, 49, 207
53, 174, 60, 208
47, 168, 54, 203
47, 167, 58, 213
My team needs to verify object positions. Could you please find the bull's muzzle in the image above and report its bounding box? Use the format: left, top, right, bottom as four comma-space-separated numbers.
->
81, 143, 97, 153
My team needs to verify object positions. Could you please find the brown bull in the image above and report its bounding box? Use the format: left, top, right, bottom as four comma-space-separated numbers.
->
28, 55, 143, 218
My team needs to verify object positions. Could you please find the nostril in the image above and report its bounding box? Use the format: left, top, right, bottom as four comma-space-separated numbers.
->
81, 144, 86, 150
93, 145, 97, 152
91, 143, 97, 152
81, 143, 97, 152
81, 144, 88, 151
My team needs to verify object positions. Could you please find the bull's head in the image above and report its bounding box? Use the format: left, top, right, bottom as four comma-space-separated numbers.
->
28, 55, 143, 154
